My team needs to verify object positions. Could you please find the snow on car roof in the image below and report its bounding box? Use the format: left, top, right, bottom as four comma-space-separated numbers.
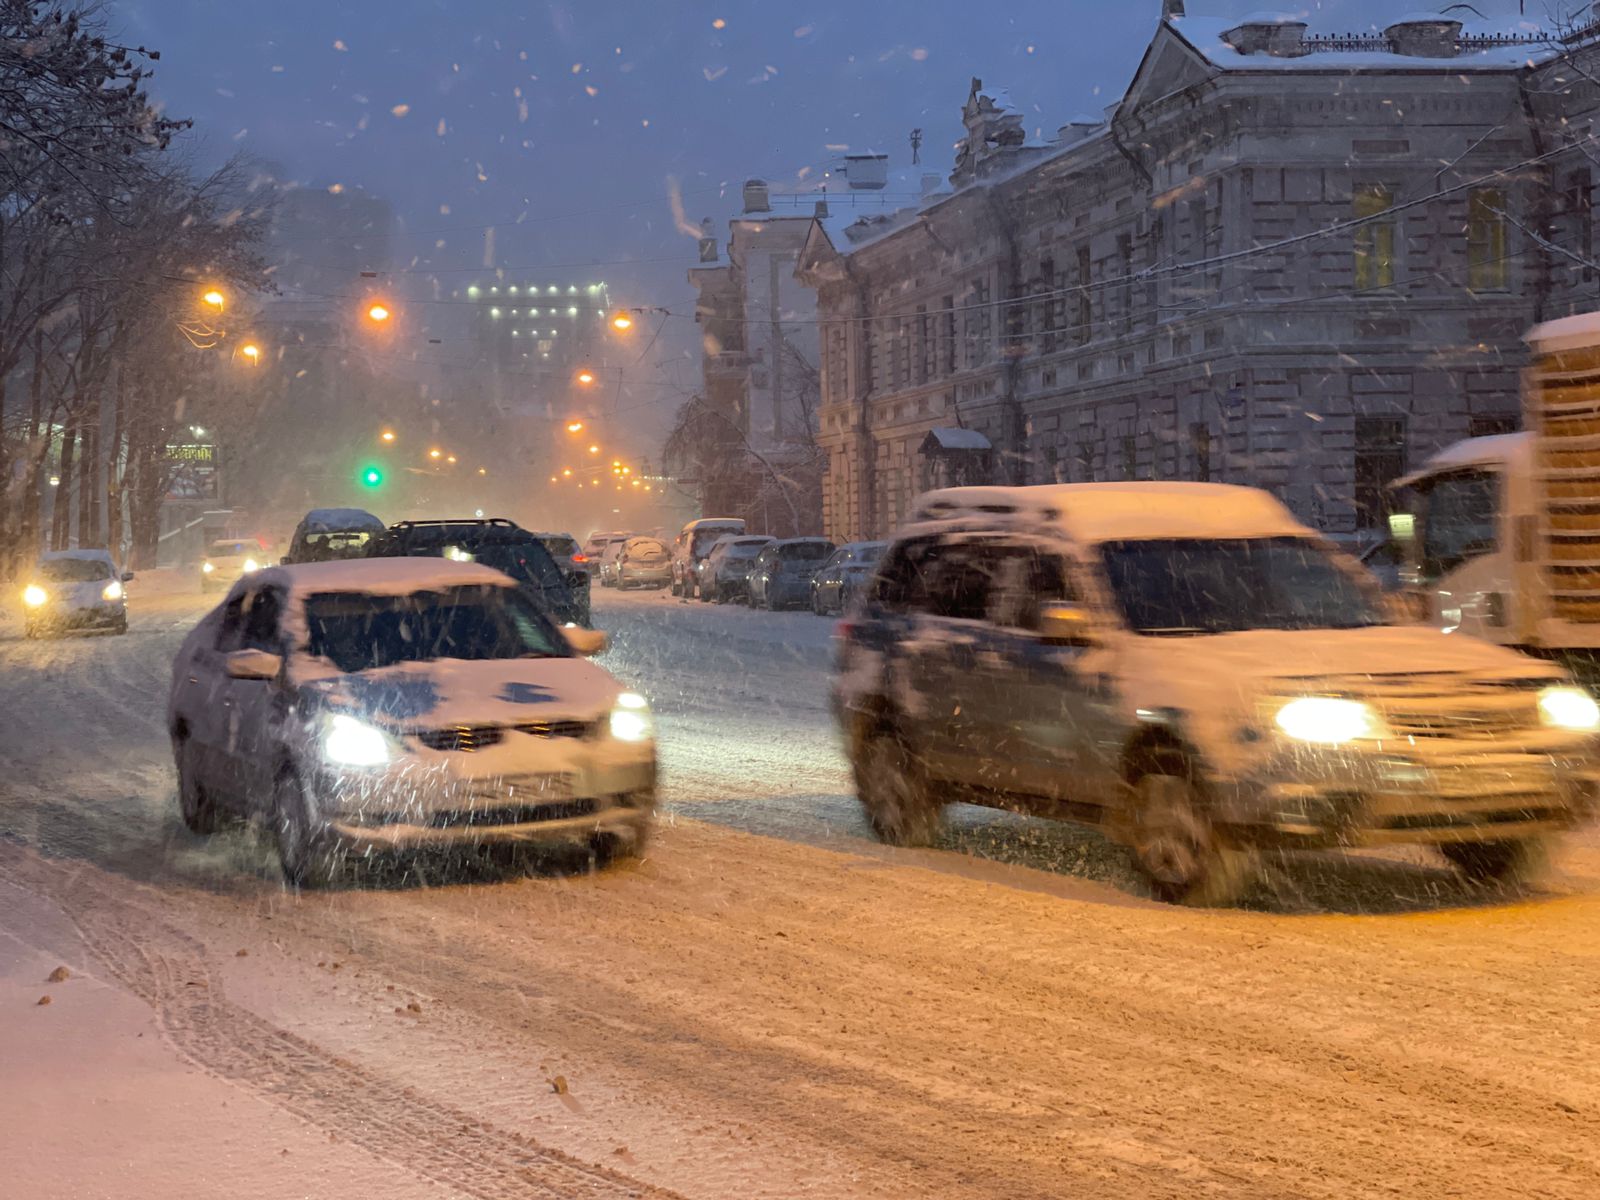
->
1392, 432, 1531, 488
298, 507, 385, 533
41, 548, 115, 565
1526, 311, 1600, 353
912, 482, 1312, 544
256, 556, 514, 598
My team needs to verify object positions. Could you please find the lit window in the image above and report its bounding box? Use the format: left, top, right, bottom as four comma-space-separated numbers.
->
550, 328, 558, 336
490, 286, 499, 294
587, 284, 598, 294
467, 285, 480, 297
1468, 188, 1508, 291
1353, 183, 1395, 290
509, 285, 519, 294
548, 285, 559, 295
490, 307, 501, 318
568, 285, 577, 293
568, 306, 578, 316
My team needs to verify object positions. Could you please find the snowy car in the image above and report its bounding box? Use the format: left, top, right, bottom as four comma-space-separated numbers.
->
201, 537, 265, 592
596, 536, 631, 587
695, 535, 774, 603
834, 482, 1600, 905
21, 549, 132, 638
670, 517, 746, 596
749, 538, 836, 611
167, 557, 656, 886
282, 508, 385, 565
581, 531, 628, 577
810, 541, 887, 616
616, 536, 672, 589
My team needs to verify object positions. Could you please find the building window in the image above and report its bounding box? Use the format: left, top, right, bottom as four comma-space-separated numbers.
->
1073, 245, 1091, 345
1354, 415, 1406, 531
1469, 413, 1518, 439
1467, 188, 1509, 292
1117, 232, 1134, 328
1189, 421, 1212, 481
940, 296, 956, 374
1353, 183, 1396, 291
916, 305, 932, 384
1121, 434, 1138, 480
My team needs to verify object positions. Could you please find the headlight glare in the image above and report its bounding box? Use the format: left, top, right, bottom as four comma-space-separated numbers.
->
1275, 697, 1380, 745
609, 691, 653, 742
1538, 686, 1600, 732
201, 561, 215, 574
323, 714, 392, 766
101, 580, 123, 602
22, 584, 47, 608
242, 558, 260, 573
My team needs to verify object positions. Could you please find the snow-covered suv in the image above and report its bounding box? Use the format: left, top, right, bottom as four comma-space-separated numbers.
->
833, 483, 1600, 904
168, 557, 656, 886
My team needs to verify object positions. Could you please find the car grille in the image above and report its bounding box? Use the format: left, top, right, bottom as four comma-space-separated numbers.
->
415, 725, 505, 752
1269, 674, 1550, 757
415, 720, 592, 751
424, 798, 598, 828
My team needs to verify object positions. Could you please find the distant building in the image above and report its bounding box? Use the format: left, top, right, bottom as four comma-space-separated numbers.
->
787, 8, 1600, 542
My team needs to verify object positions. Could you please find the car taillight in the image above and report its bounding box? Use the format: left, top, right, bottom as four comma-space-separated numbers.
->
572, 553, 589, 563
836, 617, 859, 642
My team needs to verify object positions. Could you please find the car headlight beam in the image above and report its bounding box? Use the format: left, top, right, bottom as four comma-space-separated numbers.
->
242, 558, 260, 573
22, 584, 47, 608
101, 580, 123, 602
1538, 686, 1600, 733
1275, 697, 1380, 746
201, 561, 215, 574
323, 714, 393, 766
609, 691, 653, 743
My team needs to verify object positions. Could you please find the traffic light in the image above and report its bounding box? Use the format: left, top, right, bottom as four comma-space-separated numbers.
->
360, 464, 384, 489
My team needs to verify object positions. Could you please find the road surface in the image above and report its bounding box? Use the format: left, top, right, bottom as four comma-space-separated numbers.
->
2, 577, 1599, 1199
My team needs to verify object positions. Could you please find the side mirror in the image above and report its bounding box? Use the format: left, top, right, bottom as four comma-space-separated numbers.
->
121, 571, 135, 582
561, 626, 608, 656
1038, 602, 1097, 647
224, 648, 283, 681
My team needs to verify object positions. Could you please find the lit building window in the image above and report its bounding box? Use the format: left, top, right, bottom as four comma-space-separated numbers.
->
509, 286, 519, 294
490, 307, 501, 317
530, 307, 540, 316
467, 285, 480, 297
548, 285, 559, 295
568, 306, 578, 316
512, 330, 520, 337
568, 285, 577, 294
490, 286, 499, 294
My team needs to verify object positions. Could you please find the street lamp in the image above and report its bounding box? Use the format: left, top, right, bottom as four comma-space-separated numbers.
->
381, 429, 396, 443
202, 289, 226, 311
610, 312, 634, 332
429, 448, 443, 460
576, 369, 596, 386
367, 302, 392, 323
239, 342, 261, 364
562, 468, 572, 477
446, 454, 457, 465
588, 444, 599, 455
566, 420, 585, 434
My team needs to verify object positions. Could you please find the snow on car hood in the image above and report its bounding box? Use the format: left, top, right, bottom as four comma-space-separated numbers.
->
298, 656, 625, 731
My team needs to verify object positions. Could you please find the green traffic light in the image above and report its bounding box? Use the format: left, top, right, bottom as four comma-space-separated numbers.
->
360, 466, 383, 488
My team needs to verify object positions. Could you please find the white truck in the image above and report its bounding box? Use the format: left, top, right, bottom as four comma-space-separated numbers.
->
1394, 312, 1600, 674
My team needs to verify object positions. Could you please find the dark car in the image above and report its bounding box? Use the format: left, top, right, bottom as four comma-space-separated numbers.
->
749, 538, 836, 611
529, 531, 594, 613
365, 518, 591, 627
810, 541, 886, 615
283, 508, 386, 565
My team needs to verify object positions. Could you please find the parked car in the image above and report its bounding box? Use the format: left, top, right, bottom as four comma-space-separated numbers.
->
670, 518, 746, 596
202, 538, 266, 592
365, 518, 591, 627
282, 508, 385, 565
811, 541, 887, 616
597, 537, 631, 587
167, 557, 656, 885
581, 531, 628, 576
696, 535, 774, 603
529, 531, 594, 614
834, 481, 1600, 906
21, 549, 132, 638
617, 536, 672, 589
749, 538, 836, 610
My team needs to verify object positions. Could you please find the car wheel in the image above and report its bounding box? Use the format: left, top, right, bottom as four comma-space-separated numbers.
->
1439, 838, 1551, 886
670, 576, 682, 597
591, 822, 652, 869
1128, 767, 1254, 907
273, 770, 339, 889
113, 616, 128, 635
175, 736, 220, 835
811, 587, 825, 615
854, 721, 944, 847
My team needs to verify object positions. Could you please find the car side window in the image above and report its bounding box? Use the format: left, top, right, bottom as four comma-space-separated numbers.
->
243, 587, 286, 654
988, 550, 1074, 632
215, 593, 248, 652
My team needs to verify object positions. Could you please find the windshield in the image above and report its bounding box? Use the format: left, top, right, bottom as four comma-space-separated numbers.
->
778, 542, 831, 563
37, 558, 110, 582
1417, 470, 1498, 580
538, 535, 578, 557
728, 541, 768, 559
692, 528, 741, 556
1099, 537, 1387, 634
300, 530, 373, 561
304, 585, 566, 673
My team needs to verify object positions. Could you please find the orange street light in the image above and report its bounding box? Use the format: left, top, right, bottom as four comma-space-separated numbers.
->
446, 454, 457, 464
366, 302, 392, 323
562, 468, 572, 477
588, 444, 599, 455
611, 459, 621, 468
550, 475, 558, 483
566, 420, 585, 433
622, 466, 632, 475
575, 369, 596, 386
202, 288, 226, 310
610, 312, 634, 332
381, 429, 396, 443
477, 467, 487, 476
240, 342, 261, 364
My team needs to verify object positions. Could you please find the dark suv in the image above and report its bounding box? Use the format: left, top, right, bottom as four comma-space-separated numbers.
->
365, 518, 591, 627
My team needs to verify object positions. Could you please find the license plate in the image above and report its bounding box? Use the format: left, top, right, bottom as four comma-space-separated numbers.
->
478, 774, 573, 802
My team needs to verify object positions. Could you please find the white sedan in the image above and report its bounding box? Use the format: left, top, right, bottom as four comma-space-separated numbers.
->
21, 549, 132, 638
201, 538, 265, 593
167, 557, 657, 886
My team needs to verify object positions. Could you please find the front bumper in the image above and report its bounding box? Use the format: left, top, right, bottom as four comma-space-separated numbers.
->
1216, 749, 1600, 848
27, 602, 124, 631
310, 740, 656, 851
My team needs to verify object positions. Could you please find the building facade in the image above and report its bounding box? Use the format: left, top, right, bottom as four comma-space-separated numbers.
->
794, 8, 1600, 543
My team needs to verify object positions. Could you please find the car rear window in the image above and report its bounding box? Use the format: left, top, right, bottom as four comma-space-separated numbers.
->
778, 542, 832, 562
539, 536, 579, 557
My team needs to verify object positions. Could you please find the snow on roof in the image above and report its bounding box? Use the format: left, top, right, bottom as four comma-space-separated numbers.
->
41, 548, 114, 565
924, 426, 992, 451
1170, 14, 1555, 73
1393, 432, 1531, 488
1527, 311, 1600, 353
913, 482, 1312, 544
257, 556, 515, 598
298, 507, 385, 533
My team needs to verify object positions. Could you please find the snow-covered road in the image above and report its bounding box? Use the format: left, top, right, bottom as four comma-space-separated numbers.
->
3, 580, 1600, 1198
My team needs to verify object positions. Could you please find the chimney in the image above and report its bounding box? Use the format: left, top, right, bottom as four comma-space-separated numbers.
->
697, 217, 718, 263
842, 153, 889, 190
1384, 17, 1462, 59
741, 178, 771, 213
814, 197, 829, 220
1162, 0, 1185, 17
1221, 15, 1308, 57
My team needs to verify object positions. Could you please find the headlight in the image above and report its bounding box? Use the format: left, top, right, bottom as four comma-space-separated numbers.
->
201, 561, 215, 574
242, 558, 260, 573
1538, 686, 1600, 732
323, 714, 393, 766
101, 580, 123, 602
609, 691, 653, 742
22, 584, 47, 608
1275, 697, 1381, 746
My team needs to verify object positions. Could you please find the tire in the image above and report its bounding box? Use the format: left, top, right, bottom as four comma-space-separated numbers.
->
113, 616, 128, 636
670, 577, 682, 597
591, 821, 653, 869
175, 736, 220, 835
1128, 768, 1254, 907
1439, 838, 1551, 886
273, 770, 339, 889
854, 722, 944, 847
811, 587, 825, 616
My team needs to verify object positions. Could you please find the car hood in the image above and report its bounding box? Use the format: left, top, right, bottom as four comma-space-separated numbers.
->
43, 579, 115, 608
300, 656, 624, 731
